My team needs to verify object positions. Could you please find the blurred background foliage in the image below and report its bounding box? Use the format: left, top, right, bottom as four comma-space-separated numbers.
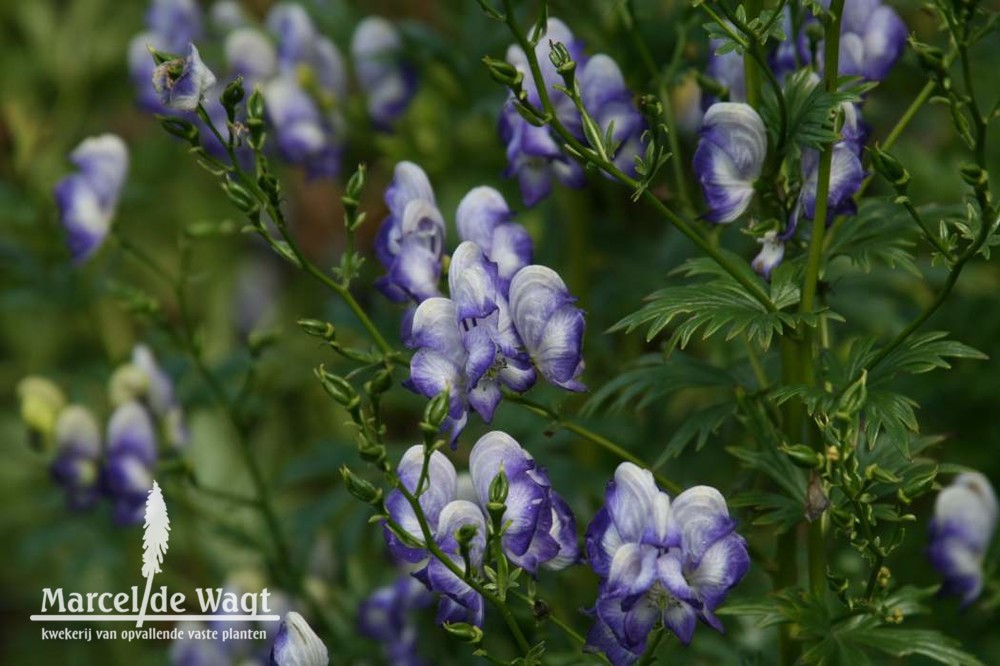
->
1, 0, 999, 663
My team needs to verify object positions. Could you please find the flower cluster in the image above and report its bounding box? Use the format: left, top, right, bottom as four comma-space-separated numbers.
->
383, 432, 579, 627
357, 572, 433, 666
376, 162, 586, 442
17, 345, 185, 525
695, 0, 908, 278
927, 472, 998, 607
128, 0, 416, 177
585, 463, 749, 664
499, 18, 648, 206
53, 134, 129, 264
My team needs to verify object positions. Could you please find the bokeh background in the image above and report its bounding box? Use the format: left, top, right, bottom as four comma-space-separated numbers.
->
2, 0, 999, 663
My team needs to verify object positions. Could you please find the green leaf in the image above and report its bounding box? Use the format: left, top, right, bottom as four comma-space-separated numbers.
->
611, 253, 822, 351
728, 491, 804, 530
761, 70, 874, 151
654, 401, 739, 463
826, 199, 920, 274
867, 331, 987, 383
582, 353, 737, 416
848, 628, 983, 665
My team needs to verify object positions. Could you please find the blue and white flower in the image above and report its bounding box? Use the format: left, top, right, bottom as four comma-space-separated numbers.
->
374, 162, 447, 304
448, 242, 537, 422
751, 230, 785, 280
152, 43, 218, 111
224, 27, 278, 86
577, 54, 648, 178
102, 401, 158, 525
500, 18, 587, 206
413, 499, 488, 627
53, 134, 129, 264
404, 298, 471, 442
833, 0, 908, 82
469, 431, 579, 572
508, 265, 586, 392
455, 186, 533, 290
263, 76, 341, 178
927, 472, 998, 606
358, 573, 433, 666
585, 463, 749, 662
50, 406, 103, 511
147, 0, 202, 52
351, 17, 417, 129
269, 611, 328, 666
384, 446, 459, 563
693, 102, 767, 224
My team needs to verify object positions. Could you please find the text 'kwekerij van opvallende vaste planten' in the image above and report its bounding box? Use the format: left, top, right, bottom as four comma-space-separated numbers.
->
5, 0, 1000, 663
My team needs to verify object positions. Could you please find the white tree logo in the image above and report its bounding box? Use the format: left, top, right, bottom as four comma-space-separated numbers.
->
136, 481, 170, 627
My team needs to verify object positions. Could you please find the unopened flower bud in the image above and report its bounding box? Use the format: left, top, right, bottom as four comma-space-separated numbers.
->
298, 318, 336, 340
959, 163, 988, 191
221, 76, 245, 121
365, 369, 393, 397
488, 469, 509, 505
781, 444, 824, 469
482, 56, 523, 90
825, 445, 840, 462
442, 621, 483, 644
423, 390, 449, 430
868, 146, 910, 193
158, 116, 200, 144
548, 41, 575, 87
340, 465, 383, 505
222, 179, 258, 214
864, 464, 901, 484
638, 94, 663, 120
314, 366, 360, 411
344, 164, 366, 208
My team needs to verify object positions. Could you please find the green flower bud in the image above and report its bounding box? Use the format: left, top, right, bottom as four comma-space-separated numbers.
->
423, 390, 449, 430
314, 366, 360, 411
455, 523, 479, 547
340, 465, 383, 504
442, 622, 483, 644
298, 318, 336, 340
959, 163, 988, 190
158, 116, 200, 144
780, 444, 824, 469
221, 76, 245, 121
864, 464, 901, 484
638, 94, 663, 121
365, 369, 393, 397
222, 179, 258, 214
548, 42, 575, 87
488, 469, 509, 505
344, 164, 366, 206
247, 86, 265, 120
482, 56, 523, 90
868, 146, 910, 193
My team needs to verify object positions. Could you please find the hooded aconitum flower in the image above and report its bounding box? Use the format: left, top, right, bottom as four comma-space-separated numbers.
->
375, 163, 446, 304
509, 265, 586, 392
448, 241, 536, 422
830, 0, 908, 82
414, 499, 488, 626
798, 144, 865, 221
404, 298, 472, 441
585, 463, 749, 662
352, 17, 417, 129
751, 230, 785, 280
577, 54, 648, 178
384, 446, 459, 563
693, 102, 767, 224
152, 43, 218, 111
267, 3, 347, 102
455, 186, 533, 291
50, 406, 103, 511
263, 76, 342, 178
224, 27, 277, 86
147, 0, 202, 52
500, 18, 587, 206
469, 431, 579, 572
927, 472, 998, 607
102, 401, 157, 525
269, 611, 328, 666
53, 134, 129, 264
109, 345, 188, 448
358, 574, 433, 666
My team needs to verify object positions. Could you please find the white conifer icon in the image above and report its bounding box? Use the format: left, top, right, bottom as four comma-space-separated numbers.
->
136, 480, 170, 627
